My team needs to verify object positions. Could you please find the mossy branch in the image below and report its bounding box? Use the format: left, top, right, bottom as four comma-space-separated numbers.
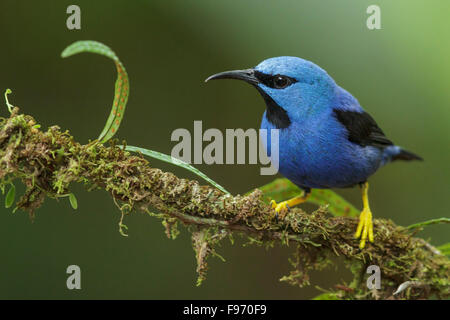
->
0, 108, 448, 300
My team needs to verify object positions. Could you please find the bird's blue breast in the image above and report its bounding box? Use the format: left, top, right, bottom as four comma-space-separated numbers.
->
261, 108, 383, 189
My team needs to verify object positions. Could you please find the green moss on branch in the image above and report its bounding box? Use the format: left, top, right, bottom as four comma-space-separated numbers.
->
0, 108, 448, 300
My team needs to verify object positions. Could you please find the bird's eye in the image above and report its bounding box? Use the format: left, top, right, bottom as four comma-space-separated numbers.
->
273, 75, 290, 89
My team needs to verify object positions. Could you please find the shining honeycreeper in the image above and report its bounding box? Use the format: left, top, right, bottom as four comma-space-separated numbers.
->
206, 56, 422, 249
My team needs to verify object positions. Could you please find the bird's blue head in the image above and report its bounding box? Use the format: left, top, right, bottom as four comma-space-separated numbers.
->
206, 56, 337, 128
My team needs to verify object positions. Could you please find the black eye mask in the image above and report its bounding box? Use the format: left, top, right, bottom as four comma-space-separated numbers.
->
254, 71, 297, 89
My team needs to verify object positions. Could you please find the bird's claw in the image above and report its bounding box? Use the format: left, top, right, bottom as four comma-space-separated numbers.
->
270, 199, 291, 221
354, 208, 374, 249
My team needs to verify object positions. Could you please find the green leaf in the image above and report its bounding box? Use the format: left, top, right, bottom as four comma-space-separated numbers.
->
407, 217, 450, 230
124, 145, 230, 195
254, 178, 359, 217
437, 243, 450, 257
69, 193, 78, 210
61, 40, 129, 143
5, 183, 15, 208
312, 292, 339, 300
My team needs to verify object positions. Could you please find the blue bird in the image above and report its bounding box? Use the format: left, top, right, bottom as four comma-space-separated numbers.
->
206, 56, 422, 249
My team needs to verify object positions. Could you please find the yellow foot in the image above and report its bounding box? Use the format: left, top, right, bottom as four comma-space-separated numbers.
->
270, 199, 291, 220
270, 192, 311, 220
354, 208, 374, 249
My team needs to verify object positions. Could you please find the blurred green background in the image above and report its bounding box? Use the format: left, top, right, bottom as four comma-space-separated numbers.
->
0, 0, 448, 299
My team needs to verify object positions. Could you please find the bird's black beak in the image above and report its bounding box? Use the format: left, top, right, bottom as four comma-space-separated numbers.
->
205, 69, 259, 86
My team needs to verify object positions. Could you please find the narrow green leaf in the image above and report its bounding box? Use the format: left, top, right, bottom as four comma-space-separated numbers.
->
5, 183, 15, 208
437, 243, 450, 257
61, 40, 129, 143
254, 178, 359, 217
124, 145, 230, 195
69, 193, 78, 210
407, 217, 450, 230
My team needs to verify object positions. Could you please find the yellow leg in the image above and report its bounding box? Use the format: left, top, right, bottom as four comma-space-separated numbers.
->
354, 182, 374, 249
270, 191, 311, 219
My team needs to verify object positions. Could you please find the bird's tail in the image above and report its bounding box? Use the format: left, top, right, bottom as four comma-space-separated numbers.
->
381, 145, 423, 166
391, 148, 423, 161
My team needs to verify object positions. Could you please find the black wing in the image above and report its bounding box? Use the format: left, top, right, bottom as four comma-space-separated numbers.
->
333, 109, 393, 148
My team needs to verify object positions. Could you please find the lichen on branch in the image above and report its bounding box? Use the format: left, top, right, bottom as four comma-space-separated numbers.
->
0, 108, 448, 300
